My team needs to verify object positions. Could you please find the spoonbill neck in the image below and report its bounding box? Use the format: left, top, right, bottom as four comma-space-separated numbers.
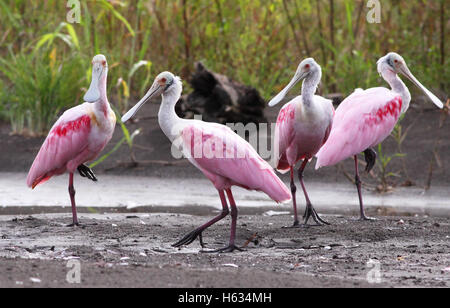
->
301, 70, 321, 107
158, 82, 184, 142
94, 69, 112, 117
381, 68, 411, 113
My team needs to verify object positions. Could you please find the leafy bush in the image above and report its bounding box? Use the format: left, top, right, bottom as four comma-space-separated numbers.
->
0, 48, 85, 135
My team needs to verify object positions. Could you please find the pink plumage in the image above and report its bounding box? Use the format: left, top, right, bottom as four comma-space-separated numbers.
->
314, 52, 444, 221
26, 55, 116, 226
121, 71, 291, 252
274, 98, 334, 173
181, 123, 291, 203
268, 58, 334, 226
27, 110, 90, 188
316, 88, 402, 169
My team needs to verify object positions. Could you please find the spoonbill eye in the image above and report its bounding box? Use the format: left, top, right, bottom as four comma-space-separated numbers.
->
305, 64, 310, 69
161, 78, 167, 83
102, 60, 106, 66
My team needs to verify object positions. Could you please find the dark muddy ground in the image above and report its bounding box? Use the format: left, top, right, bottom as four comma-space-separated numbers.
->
0, 213, 449, 288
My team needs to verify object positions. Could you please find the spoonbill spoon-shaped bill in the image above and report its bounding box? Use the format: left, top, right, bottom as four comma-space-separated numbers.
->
316, 52, 444, 220
269, 58, 334, 227
27, 55, 116, 226
122, 71, 291, 253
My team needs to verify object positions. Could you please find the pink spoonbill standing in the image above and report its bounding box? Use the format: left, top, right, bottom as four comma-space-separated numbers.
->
316, 52, 444, 220
122, 71, 291, 252
27, 55, 116, 226
269, 58, 334, 226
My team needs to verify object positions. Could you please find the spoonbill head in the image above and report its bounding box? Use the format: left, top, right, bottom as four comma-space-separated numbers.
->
84, 54, 108, 103
269, 58, 321, 107
121, 72, 180, 123
377, 52, 444, 112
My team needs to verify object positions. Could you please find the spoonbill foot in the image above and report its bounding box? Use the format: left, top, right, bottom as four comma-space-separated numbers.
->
77, 164, 98, 182
202, 245, 244, 254
303, 204, 330, 226
172, 228, 203, 248
358, 215, 377, 222
198, 233, 206, 248
282, 220, 302, 229
364, 148, 377, 173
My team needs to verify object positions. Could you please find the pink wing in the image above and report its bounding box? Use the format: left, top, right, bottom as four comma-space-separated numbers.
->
27, 112, 93, 188
273, 101, 296, 172
316, 87, 402, 168
181, 123, 291, 203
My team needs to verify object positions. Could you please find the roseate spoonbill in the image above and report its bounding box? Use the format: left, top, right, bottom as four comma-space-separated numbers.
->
268, 58, 334, 227
27, 55, 116, 226
316, 52, 444, 220
122, 71, 291, 252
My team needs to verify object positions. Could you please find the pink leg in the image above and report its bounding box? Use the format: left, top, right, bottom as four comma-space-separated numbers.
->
290, 167, 299, 226
299, 159, 329, 226
226, 189, 238, 246
282, 167, 301, 228
354, 155, 375, 221
68, 173, 79, 226
172, 190, 229, 248
209, 189, 243, 253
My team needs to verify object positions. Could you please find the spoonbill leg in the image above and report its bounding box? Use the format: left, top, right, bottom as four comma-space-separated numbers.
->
364, 148, 377, 173
208, 189, 243, 253
68, 173, 79, 226
299, 159, 330, 226
77, 164, 98, 182
172, 190, 230, 248
283, 167, 300, 228
354, 155, 376, 221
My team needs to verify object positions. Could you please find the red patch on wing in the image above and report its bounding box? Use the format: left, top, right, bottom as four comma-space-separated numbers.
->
277, 105, 294, 125
54, 115, 91, 137
365, 97, 402, 125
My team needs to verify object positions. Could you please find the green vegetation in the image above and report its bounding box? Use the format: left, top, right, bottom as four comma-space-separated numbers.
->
0, 0, 448, 135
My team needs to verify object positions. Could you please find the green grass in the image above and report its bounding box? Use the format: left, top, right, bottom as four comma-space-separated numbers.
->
0, 48, 86, 135
0, 0, 448, 135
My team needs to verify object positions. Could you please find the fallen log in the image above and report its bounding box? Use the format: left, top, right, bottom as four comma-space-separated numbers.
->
176, 62, 267, 125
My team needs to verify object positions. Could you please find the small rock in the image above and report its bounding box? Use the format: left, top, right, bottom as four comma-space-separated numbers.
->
263, 210, 290, 217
